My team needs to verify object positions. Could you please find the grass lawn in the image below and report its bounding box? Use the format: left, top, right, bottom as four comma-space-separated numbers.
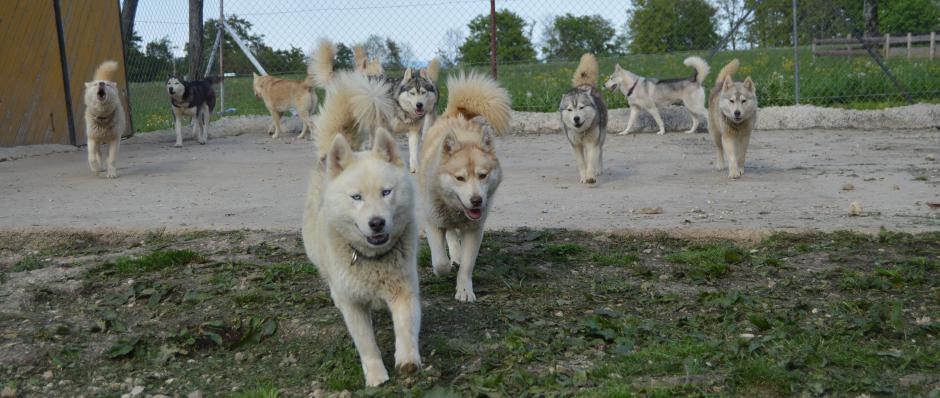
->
1, 228, 938, 397
128, 48, 940, 133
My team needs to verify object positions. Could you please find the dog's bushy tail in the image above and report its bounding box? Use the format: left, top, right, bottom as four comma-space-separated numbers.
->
303, 45, 319, 89
571, 53, 598, 88
93, 60, 119, 81
314, 72, 394, 159
426, 58, 441, 81
366, 58, 384, 77
353, 45, 368, 73
442, 71, 511, 136
683, 56, 710, 83
312, 39, 336, 88
715, 58, 739, 86
204, 76, 222, 85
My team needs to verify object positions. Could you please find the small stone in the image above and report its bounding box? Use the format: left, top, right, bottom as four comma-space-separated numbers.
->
234, 352, 245, 362
130, 386, 144, 397
153, 395, 171, 398
43, 370, 53, 379
849, 201, 863, 216
187, 391, 203, 398
739, 333, 755, 339
1, 386, 16, 398
642, 248, 652, 254
841, 183, 854, 191
337, 391, 352, 398
893, 185, 901, 190
926, 154, 936, 161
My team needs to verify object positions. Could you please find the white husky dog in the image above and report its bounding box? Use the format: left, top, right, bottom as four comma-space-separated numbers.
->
84, 60, 125, 178
419, 72, 511, 302
559, 53, 607, 184
302, 127, 421, 387
604, 56, 709, 135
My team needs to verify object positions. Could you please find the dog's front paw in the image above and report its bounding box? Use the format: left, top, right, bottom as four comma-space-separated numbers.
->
617, 129, 631, 136
454, 280, 476, 302
363, 363, 388, 387
174, 142, 182, 148
584, 176, 596, 184
106, 170, 117, 179
656, 130, 666, 135
432, 261, 453, 276
728, 168, 743, 179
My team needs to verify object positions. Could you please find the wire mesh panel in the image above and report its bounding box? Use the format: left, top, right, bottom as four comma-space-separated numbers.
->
124, 0, 940, 133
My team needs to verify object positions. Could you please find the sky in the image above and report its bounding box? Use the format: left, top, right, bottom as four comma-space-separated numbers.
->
131, 0, 635, 62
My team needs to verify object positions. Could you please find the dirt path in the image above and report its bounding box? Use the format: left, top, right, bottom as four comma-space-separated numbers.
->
1, 128, 937, 233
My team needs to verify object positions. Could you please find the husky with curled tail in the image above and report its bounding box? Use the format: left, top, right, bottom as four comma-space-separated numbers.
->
319, 39, 441, 172
418, 72, 511, 302
84, 60, 126, 178
559, 53, 607, 184
708, 59, 758, 179
604, 56, 709, 135
311, 40, 395, 160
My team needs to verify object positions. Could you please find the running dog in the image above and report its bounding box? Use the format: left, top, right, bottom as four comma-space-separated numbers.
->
302, 129, 421, 387
84, 60, 126, 178
316, 40, 440, 173
708, 59, 758, 179
604, 56, 709, 135
251, 49, 318, 139
165, 75, 220, 147
418, 71, 511, 302
559, 53, 607, 184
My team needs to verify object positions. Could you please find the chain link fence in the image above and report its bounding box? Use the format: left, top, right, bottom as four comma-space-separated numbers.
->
125, 0, 940, 133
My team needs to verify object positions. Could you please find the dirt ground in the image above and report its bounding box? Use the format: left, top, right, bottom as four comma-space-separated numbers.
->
1, 125, 937, 234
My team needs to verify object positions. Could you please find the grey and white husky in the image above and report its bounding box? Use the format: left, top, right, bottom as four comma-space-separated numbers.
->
559, 53, 607, 184
604, 56, 709, 135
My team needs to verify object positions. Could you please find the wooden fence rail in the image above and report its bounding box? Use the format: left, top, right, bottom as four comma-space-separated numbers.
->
813, 32, 937, 60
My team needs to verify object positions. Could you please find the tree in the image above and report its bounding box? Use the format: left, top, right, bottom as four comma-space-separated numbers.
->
335, 43, 354, 70
436, 28, 465, 67
627, 0, 719, 53
458, 10, 536, 64
541, 14, 618, 61
715, 0, 747, 50
863, 0, 879, 36
120, 0, 140, 53
202, 15, 305, 75
187, 0, 204, 79
386, 38, 403, 69
362, 35, 389, 65
879, 0, 940, 34
745, 0, 861, 48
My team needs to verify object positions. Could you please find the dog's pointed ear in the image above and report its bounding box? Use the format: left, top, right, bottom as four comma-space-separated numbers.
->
442, 130, 461, 156
327, 135, 354, 179
403, 68, 413, 80
614, 64, 622, 72
744, 76, 755, 91
372, 128, 403, 167
723, 76, 735, 90
419, 68, 428, 79
480, 127, 495, 152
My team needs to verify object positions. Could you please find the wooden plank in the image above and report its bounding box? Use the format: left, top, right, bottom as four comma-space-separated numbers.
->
931, 32, 936, 60
61, 0, 132, 144
0, 1, 71, 146
907, 33, 912, 60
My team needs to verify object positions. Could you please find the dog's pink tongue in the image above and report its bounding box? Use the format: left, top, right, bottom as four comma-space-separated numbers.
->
466, 208, 483, 220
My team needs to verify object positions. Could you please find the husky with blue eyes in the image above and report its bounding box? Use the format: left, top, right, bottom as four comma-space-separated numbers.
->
302, 128, 421, 387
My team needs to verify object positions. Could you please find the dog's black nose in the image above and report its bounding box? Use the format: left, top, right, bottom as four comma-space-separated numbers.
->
734, 110, 741, 118
416, 102, 424, 110
573, 116, 581, 123
368, 217, 386, 232
470, 195, 483, 207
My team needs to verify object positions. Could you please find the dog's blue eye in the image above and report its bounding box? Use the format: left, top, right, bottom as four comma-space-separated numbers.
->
351, 194, 362, 201
381, 189, 391, 197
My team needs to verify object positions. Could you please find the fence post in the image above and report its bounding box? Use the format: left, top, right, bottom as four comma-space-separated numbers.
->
845, 33, 851, 57
907, 33, 912, 60
884, 33, 890, 58
219, 0, 224, 114
792, 0, 799, 104
489, 0, 496, 79
931, 32, 936, 60
811, 39, 816, 60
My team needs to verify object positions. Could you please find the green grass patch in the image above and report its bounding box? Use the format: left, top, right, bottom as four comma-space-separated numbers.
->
104, 249, 203, 274
665, 244, 745, 280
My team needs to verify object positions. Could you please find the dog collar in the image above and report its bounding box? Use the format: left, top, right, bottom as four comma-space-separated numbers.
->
626, 79, 639, 97
348, 235, 401, 265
